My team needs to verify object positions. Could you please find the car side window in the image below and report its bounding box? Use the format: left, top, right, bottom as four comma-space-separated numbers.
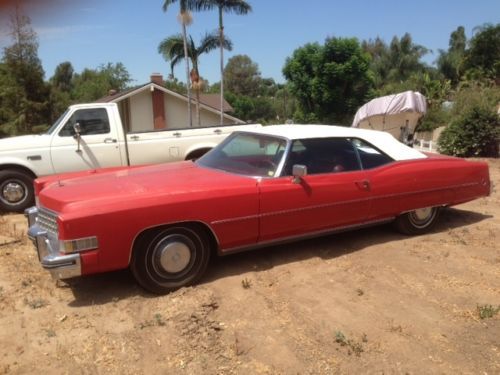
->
282, 138, 361, 175
58, 108, 110, 137
352, 138, 393, 169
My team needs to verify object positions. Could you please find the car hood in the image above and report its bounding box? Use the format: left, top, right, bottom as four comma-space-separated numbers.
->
38, 161, 257, 213
0, 134, 51, 152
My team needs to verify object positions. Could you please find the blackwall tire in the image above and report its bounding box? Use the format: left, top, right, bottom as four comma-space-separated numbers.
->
0, 170, 35, 212
130, 225, 211, 294
394, 207, 440, 235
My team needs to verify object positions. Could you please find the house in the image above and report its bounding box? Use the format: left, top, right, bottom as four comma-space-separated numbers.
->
96, 73, 243, 132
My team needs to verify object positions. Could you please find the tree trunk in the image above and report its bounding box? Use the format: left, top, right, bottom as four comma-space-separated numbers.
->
219, 6, 224, 125
181, 17, 192, 127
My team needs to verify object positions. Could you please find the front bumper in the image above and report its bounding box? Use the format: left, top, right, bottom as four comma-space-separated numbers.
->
25, 207, 81, 279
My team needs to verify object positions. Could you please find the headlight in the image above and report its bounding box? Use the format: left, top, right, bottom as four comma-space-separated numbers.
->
59, 236, 98, 254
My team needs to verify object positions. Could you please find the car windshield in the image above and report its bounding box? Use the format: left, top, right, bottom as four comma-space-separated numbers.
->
45, 109, 70, 135
196, 132, 287, 177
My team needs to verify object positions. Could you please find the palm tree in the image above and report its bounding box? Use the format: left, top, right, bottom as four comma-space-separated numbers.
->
162, 0, 200, 127
195, 0, 252, 124
159, 31, 233, 126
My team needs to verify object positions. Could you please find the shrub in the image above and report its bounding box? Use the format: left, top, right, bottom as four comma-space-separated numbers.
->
438, 106, 499, 157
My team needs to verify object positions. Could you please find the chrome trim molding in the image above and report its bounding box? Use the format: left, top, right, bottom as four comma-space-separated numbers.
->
220, 217, 395, 255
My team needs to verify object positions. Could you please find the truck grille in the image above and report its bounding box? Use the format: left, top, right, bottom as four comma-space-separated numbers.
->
36, 207, 58, 234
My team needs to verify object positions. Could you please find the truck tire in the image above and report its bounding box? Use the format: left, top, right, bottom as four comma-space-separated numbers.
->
0, 170, 35, 212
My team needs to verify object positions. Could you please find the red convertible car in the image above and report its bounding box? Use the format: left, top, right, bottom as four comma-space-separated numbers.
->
26, 125, 491, 293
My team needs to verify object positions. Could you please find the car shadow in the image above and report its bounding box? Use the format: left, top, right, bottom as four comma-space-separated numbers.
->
66, 207, 492, 306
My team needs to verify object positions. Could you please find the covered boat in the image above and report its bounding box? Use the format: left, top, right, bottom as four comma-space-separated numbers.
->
351, 91, 427, 144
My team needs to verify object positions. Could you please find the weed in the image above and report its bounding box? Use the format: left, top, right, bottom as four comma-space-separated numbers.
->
139, 313, 167, 329
241, 278, 252, 289
25, 298, 48, 309
154, 313, 166, 326
334, 330, 365, 356
335, 331, 347, 346
45, 329, 56, 338
477, 304, 500, 319
356, 288, 364, 296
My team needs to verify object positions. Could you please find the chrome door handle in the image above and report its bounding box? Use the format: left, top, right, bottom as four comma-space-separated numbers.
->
213, 129, 222, 134
130, 135, 139, 141
104, 138, 117, 143
173, 132, 182, 137
355, 180, 370, 191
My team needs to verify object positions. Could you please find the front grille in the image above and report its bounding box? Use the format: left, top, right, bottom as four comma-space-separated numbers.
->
36, 207, 58, 234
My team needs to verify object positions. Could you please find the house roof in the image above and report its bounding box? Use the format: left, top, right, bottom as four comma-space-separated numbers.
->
96, 83, 234, 113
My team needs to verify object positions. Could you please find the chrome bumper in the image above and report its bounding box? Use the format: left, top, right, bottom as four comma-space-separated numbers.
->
25, 207, 81, 279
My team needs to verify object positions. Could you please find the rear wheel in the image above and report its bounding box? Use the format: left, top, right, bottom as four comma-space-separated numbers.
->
394, 206, 440, 235
130, 225, 211, 294
0, 170, 35, 212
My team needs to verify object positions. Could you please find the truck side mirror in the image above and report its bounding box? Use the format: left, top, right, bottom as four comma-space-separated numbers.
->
292, 164, 307, 184
73, 123, 82, 153
73, 123, 82, 138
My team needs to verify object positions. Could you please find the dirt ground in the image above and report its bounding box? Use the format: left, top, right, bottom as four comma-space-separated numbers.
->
0, 159, 498, 374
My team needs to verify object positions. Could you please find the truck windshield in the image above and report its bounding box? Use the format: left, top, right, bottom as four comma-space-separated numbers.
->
196, 132, 287, 177
45, 109, 70, 135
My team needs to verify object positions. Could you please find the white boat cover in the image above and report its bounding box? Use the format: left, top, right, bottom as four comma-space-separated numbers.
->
351, 91, 427, 142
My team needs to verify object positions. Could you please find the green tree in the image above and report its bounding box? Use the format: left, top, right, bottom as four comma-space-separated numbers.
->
71, 63, 131, 102
283, 37, 374, 123
437, 26, 467, 84
51, 61, 74, 92
159, 31, 232, 125
163, 0, 203, 127
49, 61, 74, 122
194, 0, 252, 124
1, 6, 49, 136
363, 33, 429, 90
224, 54, 261, 96
464, 23, 500, 82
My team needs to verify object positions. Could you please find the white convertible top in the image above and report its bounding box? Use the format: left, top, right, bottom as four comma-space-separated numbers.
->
241, 124, 427, 161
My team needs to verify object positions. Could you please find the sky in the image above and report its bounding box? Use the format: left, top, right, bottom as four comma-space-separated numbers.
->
0, 0, 499, 86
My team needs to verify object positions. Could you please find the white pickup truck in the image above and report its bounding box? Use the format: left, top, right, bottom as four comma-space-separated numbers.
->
0, 102, 260, 212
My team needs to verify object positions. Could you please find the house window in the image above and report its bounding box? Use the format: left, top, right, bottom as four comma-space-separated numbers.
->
59, 108, 110, 137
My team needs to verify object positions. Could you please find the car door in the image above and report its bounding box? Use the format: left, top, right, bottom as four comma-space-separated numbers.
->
50, 107, 124, 173
257, 138, 372, 243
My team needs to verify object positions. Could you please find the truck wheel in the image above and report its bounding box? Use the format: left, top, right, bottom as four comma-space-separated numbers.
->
130, 225, 211, 294
185, 148, 211, 161
394, 207, 440, 235
0, 170, 35, 212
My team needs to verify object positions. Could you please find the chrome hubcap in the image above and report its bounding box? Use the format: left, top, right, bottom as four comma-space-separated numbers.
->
409, 207, 436, 228
413, 207, 432, 221
2, 182, 25, 203
159, 241, 191, 273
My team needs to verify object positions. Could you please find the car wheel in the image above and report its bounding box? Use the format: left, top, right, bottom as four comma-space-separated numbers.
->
0, 170, 35, 212
131, 225, 211, 294
394, 206, 440, 235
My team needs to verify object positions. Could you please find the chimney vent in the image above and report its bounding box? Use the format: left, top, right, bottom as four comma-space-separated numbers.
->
108, 89, 117, 96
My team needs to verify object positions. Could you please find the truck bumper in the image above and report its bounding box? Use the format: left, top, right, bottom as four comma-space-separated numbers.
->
25, 207, 81, 279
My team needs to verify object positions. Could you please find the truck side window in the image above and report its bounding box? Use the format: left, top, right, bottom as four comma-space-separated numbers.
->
59, 108, 110, 137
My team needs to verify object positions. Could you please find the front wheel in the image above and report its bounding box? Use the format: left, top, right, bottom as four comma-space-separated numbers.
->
130, 226, 211, 294
394, 206, 440, 235
0, 170, 35, 212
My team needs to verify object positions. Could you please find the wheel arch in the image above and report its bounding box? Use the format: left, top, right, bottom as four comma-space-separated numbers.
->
129, 220, 220, 265
0, 164, 37, 179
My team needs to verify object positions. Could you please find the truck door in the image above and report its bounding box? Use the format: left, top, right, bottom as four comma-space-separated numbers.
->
49, 108, 124, 173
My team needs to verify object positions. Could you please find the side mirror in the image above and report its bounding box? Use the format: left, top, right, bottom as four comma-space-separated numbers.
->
292, 164, 307, 183
73, 123, 82, 153
73, 123, 82, 138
